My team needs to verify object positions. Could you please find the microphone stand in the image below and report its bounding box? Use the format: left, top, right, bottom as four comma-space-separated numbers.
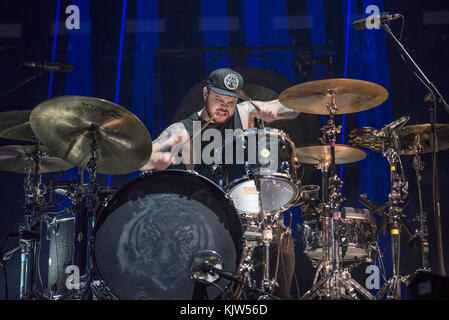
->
0, 71, 44, 101
381, 21, 448, 276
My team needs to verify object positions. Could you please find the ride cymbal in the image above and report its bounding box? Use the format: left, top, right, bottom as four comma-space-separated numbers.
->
279, 78, 388, 115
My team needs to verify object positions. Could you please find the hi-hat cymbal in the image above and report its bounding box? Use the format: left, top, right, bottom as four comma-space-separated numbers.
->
29, 96, 152, 175
0, 110, 34, 141
0, 145, 74, 173
396, 123, 449, 155
296, 144, 367, 165
279, 78, 388, 115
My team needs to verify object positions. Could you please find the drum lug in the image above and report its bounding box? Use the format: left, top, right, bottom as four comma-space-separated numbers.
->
187, 169, 199, 176
281, 161, 290, 173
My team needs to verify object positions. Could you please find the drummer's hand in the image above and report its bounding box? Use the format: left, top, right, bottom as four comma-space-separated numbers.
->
258, 106, 277, 123
250, 99, 299, 123
140, 152, 174, 171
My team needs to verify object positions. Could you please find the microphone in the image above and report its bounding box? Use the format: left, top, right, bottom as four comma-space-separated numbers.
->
199, 262, 243, 283
352, 13, 401, 30
22, 61, 74, 72
373, 115, 410, 137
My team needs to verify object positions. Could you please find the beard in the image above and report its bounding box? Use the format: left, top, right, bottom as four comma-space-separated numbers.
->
205, 98, 232, 124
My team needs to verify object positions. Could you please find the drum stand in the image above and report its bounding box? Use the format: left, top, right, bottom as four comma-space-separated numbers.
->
57, 128, 99, 300
78, 129, 100, 299
19, 141, 47, 299
375, 131, 410, 300
253, 172, 279, 299
302, 94, 375, 300
410, 137, 430, 271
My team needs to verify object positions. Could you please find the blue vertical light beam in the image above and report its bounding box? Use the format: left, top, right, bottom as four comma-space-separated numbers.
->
109, 0, 127, 187
341, 0, 352, 179
48, 0, 62, 98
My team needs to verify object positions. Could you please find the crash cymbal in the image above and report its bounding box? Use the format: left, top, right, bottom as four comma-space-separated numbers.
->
279, 78, 388, 115
29, 96, 152, 175
296, 144, 367, 165
396, 123, 449, 155
0, 145, 74, 173
0, 110, 34, 141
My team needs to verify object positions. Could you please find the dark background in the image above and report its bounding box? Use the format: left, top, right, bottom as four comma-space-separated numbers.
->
0, 0, 448, 299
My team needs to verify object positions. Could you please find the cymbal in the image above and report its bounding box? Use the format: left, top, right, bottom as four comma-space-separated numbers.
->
396, 123, 449, 155
0, 145, 74, 173
0, 110, 34, 141
295, 144, 367, 165
279, 78, 388, 115
29, 96, 152, 175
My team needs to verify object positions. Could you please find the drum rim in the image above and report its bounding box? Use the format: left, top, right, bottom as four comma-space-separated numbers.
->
92, 169, 244, 299
219, 126, 296, 149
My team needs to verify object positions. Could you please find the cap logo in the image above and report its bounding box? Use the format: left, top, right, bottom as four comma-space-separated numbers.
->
223, 73, 239, 90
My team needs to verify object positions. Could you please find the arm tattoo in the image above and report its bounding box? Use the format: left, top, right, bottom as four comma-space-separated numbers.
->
276, 102, 300, 119
153, 122, 186, 146
159, 144, 172, 153
239, 100, 299, 120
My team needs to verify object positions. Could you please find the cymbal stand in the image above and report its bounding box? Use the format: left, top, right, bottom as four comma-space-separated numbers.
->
253, 120, 279, 299
79, 127, 99, 299
302, 92, 375, 300
410, 135, 430, 271
375, 131, 409, 300
19, 140, 47, 299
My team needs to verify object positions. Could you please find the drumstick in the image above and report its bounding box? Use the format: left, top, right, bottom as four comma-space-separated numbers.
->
233, 88, 262, 112
175, 110, 217, 151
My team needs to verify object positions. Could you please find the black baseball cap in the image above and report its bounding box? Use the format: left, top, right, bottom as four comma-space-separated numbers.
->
206, 68, 244, 100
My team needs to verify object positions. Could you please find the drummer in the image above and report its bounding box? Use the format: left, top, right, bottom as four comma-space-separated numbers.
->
140, 68, 299, 173
140, 68, 300, 300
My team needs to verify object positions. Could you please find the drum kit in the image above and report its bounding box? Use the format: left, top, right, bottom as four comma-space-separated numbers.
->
0, 77, 447, 300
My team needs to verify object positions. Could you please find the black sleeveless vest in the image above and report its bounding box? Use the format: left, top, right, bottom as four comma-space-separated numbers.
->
174, 108, 243, 182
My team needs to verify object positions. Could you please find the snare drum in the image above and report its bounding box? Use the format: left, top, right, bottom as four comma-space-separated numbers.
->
303, 207, 377, 262
217, 127, 299, 218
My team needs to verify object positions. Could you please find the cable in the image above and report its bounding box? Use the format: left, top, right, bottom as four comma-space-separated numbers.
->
398, 14, 405, 42
2, 263, 7, 300
210, 281, 229, 300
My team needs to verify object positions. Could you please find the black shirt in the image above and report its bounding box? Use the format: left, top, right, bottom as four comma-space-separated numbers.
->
173, 108, 243, 182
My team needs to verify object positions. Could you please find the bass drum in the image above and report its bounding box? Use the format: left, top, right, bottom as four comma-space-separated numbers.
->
93, 170, 243, 300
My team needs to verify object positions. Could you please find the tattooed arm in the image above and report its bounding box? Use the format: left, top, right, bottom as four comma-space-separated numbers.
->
238, 99, 300, 124
139, 122, 189, 171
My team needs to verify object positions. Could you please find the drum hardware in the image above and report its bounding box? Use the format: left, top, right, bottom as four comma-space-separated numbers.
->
231, 241, 257, 300
407, 133, 430, 271
378, 20, 449, 277
190, 250, 280, 300
298, 89, 375, 300
0, 70, 44, 101
373, 127, 410, 300
17, 140, 49, 299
